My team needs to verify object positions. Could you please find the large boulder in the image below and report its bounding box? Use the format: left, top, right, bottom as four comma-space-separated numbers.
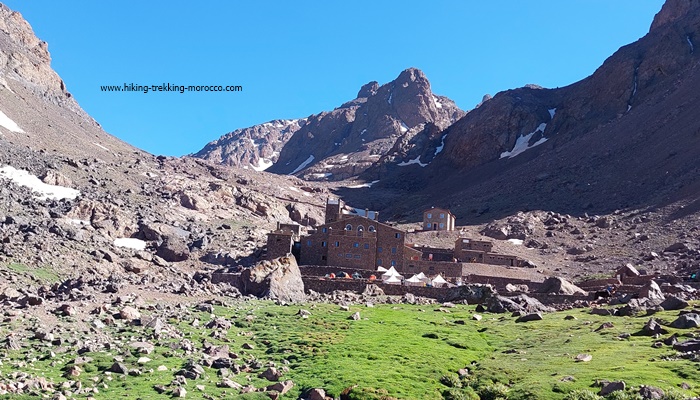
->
485, 294, 554, 314
444, 284, 495, 303
538, 277, 588, 296
670, 313, 700, 329
481, 212, 539, 240
157, 237, 190, 262
239, 256, 305, 302
639, 280, 665, 302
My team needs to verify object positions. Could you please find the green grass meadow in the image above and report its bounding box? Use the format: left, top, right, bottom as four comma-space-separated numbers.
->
1, 301, 698, 399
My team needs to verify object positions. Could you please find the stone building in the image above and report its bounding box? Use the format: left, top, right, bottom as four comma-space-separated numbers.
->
454, 237, 521, 267
265, 223, 303, 260
423, 207, 455, 231
299, 198, 408, 269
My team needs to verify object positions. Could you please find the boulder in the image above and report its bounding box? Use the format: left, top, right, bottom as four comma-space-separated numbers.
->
639, 280, 664, 302
485, 294, 553, 314
538, 277, 587, 295
515, 312, 543, 323
639, 386, 665, 400
670, 313, 700, 329
362, 284, 384, 296
640, 318, 667, 336
157, 237, 190, 262
307, 388, 327, 400
119, 306, 141, 322
238, 256, 305, 303
616, 264, 640, 277
444, 284, 495, 303
660, 295, 689, 311
673, 339, 700, 352
600, 381, 626, 396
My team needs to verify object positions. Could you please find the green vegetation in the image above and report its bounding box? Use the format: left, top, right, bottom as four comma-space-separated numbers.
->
3, 262, 61, 283
1, 301, 699, 399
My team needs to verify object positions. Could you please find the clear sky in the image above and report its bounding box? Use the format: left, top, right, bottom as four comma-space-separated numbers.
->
3, 0, 665, 156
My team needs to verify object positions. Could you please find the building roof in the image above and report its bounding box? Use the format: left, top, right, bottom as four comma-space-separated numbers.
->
423, 207, 455, 217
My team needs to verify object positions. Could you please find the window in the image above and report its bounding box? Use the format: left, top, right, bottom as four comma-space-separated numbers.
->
429, 266, 435, 271
322, 227, 328, 233
391, 247, 397, 254
377, 259, 382, 266
440, 213, 445, 219
276, 238, 282, 242
354, 254, 361, 259
335, 241, 340, 247
346, 253, 352, 258
377, 247, 383, 253
353, 242, 359, 248
427, 213, 432, 218
321, 241, 327, 247
439, 223, 444, 229
395, 233, 401, 239
391, 260, 396, 266
321, 256, 327, 261
364, 243, 370, 249
357, 225, 364, 232
368, 225, 375, 232
345, 224, 352, 231
307, 240, 312, 246
426, 223, 432, 228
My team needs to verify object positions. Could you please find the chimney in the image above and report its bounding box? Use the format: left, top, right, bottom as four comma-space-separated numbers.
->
365, 208, 369, 218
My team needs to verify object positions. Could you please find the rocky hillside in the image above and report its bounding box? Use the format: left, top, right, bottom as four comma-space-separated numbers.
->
345, 0, 700, 224
194, 68, 465, 180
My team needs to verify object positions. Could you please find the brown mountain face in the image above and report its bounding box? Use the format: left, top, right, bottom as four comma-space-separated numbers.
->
343, 0, 700, 222
192, 118, 307, 171
194, 68, 464, 180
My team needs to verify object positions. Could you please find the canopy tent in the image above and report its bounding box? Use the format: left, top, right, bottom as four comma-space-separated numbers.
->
405, 274, 426, 287
376, 266, 388, 273
382, 274, 402, 285
381, 266, 402, 280
414, 272, 429, 283
431, 274, 448, 288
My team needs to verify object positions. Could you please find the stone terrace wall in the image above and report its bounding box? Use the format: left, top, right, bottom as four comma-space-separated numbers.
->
299, 265, 376, 278
464, 275, 545, 292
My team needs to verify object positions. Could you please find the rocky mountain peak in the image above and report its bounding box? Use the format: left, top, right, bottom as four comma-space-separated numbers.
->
650, 0, 700, 31
357, 81, 379, 98
0, 4, 84, 115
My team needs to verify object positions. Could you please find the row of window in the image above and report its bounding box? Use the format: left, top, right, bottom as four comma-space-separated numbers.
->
376, 259, 397, 267
307, 241, 399, 254
425, 222, 446, 228
426, 213, 446, 219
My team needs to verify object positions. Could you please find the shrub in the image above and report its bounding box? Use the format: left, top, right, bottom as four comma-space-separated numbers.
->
477, 382, 510, 400
442, 387, 480, 400
606, 391, 643, 400
440, 373, 463, 389
564, 389, 603, 400
662, 390, 688, 400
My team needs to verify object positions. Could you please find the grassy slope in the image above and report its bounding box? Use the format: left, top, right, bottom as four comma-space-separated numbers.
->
0, 301, 699, 399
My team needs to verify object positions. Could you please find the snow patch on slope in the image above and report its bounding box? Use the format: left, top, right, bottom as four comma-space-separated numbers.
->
500, 123, 548, 159
290, 155, 315, 174
0, 165, 80, 200
398, 156, 428, 167
347, 180, 380, 189
435, 134, 447, 156
251, 158, 274, 172
0, 109, 23, 133
548, 108, 556, 119
400, 121, 409, 133
114, 238, 147, 250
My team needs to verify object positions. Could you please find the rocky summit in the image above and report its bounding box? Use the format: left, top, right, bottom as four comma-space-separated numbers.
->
2, 1, 700, 399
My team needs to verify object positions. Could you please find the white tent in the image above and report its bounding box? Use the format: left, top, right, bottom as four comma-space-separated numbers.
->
431, 274, 448, 288
376, 266, 388, 273
383, 274, 402, 285
414, 272, 429, 283
381, 266, 402, 280
405, 274, 426, 287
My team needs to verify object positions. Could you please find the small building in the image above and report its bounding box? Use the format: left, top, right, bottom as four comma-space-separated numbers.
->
265, 222, 302, 260
423, 207, 455, 231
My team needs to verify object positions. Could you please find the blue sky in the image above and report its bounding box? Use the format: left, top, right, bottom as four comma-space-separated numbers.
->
4, 1, 665, 156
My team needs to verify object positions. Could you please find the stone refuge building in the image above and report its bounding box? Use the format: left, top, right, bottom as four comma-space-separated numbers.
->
423, 207, 455, 231
266, 198, 526, 278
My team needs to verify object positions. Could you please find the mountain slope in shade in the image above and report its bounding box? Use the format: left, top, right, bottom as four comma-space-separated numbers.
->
342, 0, 700, 222
194, 68, 465, 180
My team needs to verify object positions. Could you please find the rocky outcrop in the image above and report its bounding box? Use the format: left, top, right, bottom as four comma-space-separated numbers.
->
538, 277, 587, 296
238, 256, 305, 302
650, 0, 700, 31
